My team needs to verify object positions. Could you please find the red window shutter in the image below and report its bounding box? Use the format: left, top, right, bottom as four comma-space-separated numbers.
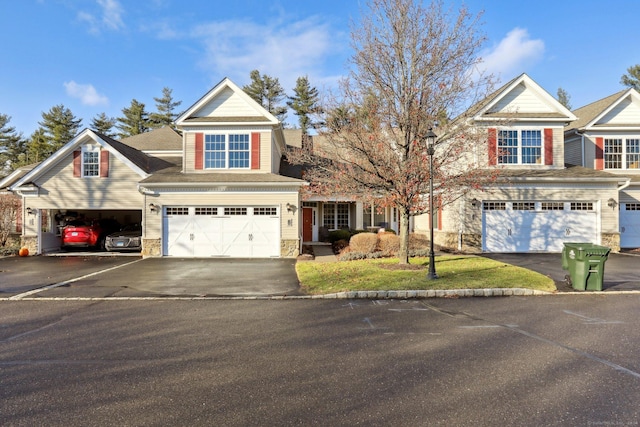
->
73, 150, 81, 177
595, 137, 604, 170
251, 132, 260, 170
100, 150, 109, 177
488, 128, 497, 166
195, 133, 203, 170
544, 128, 553, 165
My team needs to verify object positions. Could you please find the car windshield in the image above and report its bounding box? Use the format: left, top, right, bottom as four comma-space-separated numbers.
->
121, 224, 142, 232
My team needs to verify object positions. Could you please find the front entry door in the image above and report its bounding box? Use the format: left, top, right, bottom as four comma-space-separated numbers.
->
302, 208, 313, 242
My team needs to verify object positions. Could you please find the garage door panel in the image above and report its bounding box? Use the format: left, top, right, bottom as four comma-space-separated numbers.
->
621, 204, 640, 248
164, 207, 280, 258
483, 203, 597, 253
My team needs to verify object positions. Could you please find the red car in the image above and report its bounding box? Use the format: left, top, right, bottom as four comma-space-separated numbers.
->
61, 219, 119, 249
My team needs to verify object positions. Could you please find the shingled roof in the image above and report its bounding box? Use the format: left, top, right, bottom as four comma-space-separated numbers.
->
120, 126, 182, 151
565, 90, 627, 131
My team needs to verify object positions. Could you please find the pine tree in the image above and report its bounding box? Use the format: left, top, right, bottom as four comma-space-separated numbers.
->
287, 76, 320, 134
243, 70, 288, 122
0, 114, 26, 174
25, 128, 50, 164
557, 87, 572, 110
116, 99, 150, 138
91, 112, 117, 137
149, 87, 182, 129
621, 64, 640, 91
38, 104, 82, 152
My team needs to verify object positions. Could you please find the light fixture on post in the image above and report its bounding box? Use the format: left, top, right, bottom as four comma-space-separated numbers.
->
425, 127, 438, 280
607, 198, 617, 209
149, 203, 158, 213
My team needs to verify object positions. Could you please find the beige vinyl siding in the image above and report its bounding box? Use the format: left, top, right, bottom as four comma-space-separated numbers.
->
195, 87, 263, 118
551, 127, 564, 167
32, 148, 144, 210
143, 192, 300, 241
489, 83, 558, 114
598, 97, 640, 124
184, 129, 273, 173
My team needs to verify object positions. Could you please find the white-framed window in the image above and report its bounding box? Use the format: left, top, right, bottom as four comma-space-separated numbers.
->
604, 137, 640, 169
323, 203, 350, 229
497, 129, 542, 165
204, 133, 250, 169
82, 146, 100, 177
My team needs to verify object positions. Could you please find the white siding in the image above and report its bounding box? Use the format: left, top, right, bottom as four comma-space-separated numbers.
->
598, 97, 640, 125
489, 83, 557, 114
195, 87, 263, 118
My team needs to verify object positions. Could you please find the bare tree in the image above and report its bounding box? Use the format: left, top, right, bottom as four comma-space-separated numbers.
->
288, 0, 496, 264
0, 194, 20, 247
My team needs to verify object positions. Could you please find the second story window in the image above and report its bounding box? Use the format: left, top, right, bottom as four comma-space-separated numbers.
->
498, 130, 542, 165
83, 147, 100, 177
605, 138, 640, 169
204, 133, 250, 169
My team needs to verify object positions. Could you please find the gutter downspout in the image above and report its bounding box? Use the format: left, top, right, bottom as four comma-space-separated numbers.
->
618, 178, 631, 192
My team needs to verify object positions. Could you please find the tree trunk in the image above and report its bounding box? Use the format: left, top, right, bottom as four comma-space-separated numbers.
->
398, 206, 411, 264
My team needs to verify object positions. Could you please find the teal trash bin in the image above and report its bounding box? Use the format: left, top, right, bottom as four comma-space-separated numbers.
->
562, 243, 611, 291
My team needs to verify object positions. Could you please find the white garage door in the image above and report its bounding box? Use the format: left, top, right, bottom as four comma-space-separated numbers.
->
483, 201, 598, 253
163, 206, 280, 257
620, 203, 640, 248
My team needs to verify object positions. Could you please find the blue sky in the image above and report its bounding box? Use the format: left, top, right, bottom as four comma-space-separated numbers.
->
1, 0, 638, 136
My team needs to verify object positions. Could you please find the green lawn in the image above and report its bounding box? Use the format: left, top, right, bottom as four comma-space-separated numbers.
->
296, 255, 556, 294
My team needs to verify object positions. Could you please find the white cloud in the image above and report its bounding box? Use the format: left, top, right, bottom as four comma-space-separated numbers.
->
480, 28, 545, 79
64, 81, 109, 106
190, 16, 341, 93
77, 0, 124, 34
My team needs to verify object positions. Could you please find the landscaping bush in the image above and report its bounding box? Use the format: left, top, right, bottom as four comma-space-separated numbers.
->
349, 232, 378, 254
378, 233, 400, 255
409, 233, 430, 250
328, 229, 351, 243
338, 251, 385, 261
333, 239, 350, 254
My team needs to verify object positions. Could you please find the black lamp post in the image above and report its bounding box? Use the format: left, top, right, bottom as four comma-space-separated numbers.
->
425, 128, 438, 280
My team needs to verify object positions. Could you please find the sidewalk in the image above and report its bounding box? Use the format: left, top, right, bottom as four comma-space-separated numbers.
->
310, 244, 337, 262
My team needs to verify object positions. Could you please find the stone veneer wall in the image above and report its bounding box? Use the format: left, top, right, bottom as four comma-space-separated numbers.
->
20, 236, 38, 255
281, 239, 300, 258
601, 233, 620, 253
142, 239, 161, 257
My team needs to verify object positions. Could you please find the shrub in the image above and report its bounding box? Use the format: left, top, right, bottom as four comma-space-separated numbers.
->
333, 239, 349, 254
349, 232, 378, 254
409, 233, 430, 250
378, 233, 400, 255
339, 251, 385, 261
328, 229, 351, 243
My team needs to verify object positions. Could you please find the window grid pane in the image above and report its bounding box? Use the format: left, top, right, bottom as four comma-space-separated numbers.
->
483, 202, 506, 211
497, 130, 518, 164
323, 204, 335, 228
195, 207, 217, 215
512, 202, 535, 211
83, 151, 99, 177
626, 203, 640, 211
166, 207, 189, 215
604, 139, 622, 169
228, 134, 250, 168
205, 134, 226, 169
254, 207, 277, 216
224, 207, 247, 216
541, 202, 564, 211
570, 202, 593, 211
626, 139, 640, 169
336, 204, 349, 228
521, 130, 541, 164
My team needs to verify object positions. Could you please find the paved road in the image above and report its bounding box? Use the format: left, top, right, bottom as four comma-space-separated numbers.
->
2, 296, 640, 426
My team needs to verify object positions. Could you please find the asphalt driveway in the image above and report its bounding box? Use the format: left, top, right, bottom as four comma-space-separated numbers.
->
0, 256, 301, 298
482, 252, 640, 292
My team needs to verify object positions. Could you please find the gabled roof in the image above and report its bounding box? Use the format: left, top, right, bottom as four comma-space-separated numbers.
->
175, 77, 279, 127
10, 129, 172, 191
0, 163, 39, 190
565, 88, 640, 132
121, 126, 182, 151
470, 73, 577, 123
